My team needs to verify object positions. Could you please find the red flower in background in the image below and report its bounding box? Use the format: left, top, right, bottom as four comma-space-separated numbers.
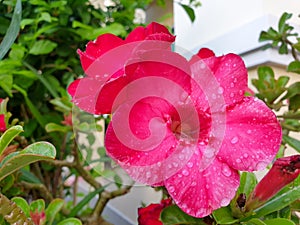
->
0, 99, 6, 132
138, 199, 172, 225
247, 155, 300, 209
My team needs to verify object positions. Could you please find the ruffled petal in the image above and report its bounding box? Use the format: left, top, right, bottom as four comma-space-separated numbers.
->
78, 34, 124, 71
126, 22, 175, 43
217, 97, 282, 171
190, 52, 248, 106
165, 154, 239, 218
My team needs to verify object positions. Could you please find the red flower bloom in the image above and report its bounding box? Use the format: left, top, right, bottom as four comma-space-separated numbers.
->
30, 210, 46, 225
248, 155, 300, 208
0, 114, 6, 132
138, 199, 172, 225
70, 22, 282, 218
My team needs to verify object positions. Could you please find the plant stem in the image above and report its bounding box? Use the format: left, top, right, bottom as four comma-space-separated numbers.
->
18, 181, 53, 203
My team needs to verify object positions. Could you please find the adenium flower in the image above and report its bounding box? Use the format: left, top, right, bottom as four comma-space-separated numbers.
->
247, 155, 300, 209
138, 199, 172, 225
70, 23, 282, 218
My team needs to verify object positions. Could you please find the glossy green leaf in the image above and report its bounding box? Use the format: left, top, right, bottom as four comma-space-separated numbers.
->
278, 12, 292, 34
29, 40, 57, 55
45, 199, 64, 224
245, 218, 267, 225
282, 82, 300, 100
282, 135, 300, 153
45, 123, 70, 133
213, 206, 239, 224
30, 199, 45, 214
12, 197, 30, 217
287, 61, 300, 74
238, 172, 257, 196
254, 186, 300, 217
265, 218, 295, 225
0, 0, 22, 60
20, 168, 42, 184
0, 74, 13, 97
69, 185, 107, 217
0, 125, 23, 157
57, 218, 82, 225
160, 205, 206, 225
179, 3, 195, 23
0, 141, 56, 181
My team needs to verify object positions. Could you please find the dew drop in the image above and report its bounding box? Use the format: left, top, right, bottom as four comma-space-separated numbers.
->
146, 171, 151, 178
256, 161, 268, 170
212, 93, 216, 99
168, 186, 175, 193
236, 158, 241, 163
231, 136, 239, 144
221, 164, 232, 177
187, 162, 194, 168
218, 87, 224, 94
230, 92, 234, 98
182, 170, 189, 176
243, 153, 248, 158
172, 162, 179, 167
247, 129, 252, 134
191, 181, 197, 186
220, 198, 230, 207
230, 83, 235, 88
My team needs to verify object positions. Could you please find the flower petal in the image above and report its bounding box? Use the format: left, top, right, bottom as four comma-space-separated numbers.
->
165, 154, 239, 218
218, 97, 282, 171
78, 34, 124, 71
190, 52, 248, 106
0, 114, 6, 132
126, 22, 175, 43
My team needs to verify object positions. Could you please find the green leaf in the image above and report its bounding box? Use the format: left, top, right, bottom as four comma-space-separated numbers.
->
282, 82, 300, 100
0, 125, 23, 157
278, 12, 293, 34
238, 172, 257, 197
11, 197, 30, 217
253, 186, 300, 217
160, 205, 206, 225
0, 74, 13, 97
0, 141, 56, 181
213, 206, 239, 224
29, 40, 58, 55
287, 61, 300, 74
265, 218, 296, 225
20, 168, 42, 184
30, 199, 45, 213
245, 218, 267, 225
45, 123, 70, 133
0, 0, 22, 60
57, 218, 82, 225
282, 135, 300, 153
179, 3, 195, 23
69, 185, 108, 217
45, 199, 65, 224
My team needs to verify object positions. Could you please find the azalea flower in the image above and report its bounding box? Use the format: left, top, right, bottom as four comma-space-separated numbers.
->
246, 155, 300, 210
70, 23, 282, 218
138, 199, 172, 225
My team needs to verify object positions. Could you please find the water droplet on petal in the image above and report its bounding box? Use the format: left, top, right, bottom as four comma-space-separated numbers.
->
220, 198, 230, 207
146, 171, 151, 178
218, 87, 224, 94
230, 93, 234, 98
230, 83, 235, 88
221, 164, 232, 177
231, 136, 239, 144
203, 149, 214, 158
191, 181, 196, 186
236, 158, 241, 163
247, 129, 252, 134
256, 161, 268, 170
168, 186, 175, 193
243, 153, 248, 158
187, 162, 194, 168
182, 170, 189, 176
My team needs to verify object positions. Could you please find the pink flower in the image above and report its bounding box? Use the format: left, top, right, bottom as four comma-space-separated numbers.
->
247, 155, 300, 209
138, 199, 172, 225
70, 22, 281, 218
68, 22, 175, 114
104, 49, 282, 217
0, 114, 6, 132
0, 98, 6, 132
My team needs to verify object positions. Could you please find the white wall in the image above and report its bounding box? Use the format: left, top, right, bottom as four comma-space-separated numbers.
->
174, 0, 300, 52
